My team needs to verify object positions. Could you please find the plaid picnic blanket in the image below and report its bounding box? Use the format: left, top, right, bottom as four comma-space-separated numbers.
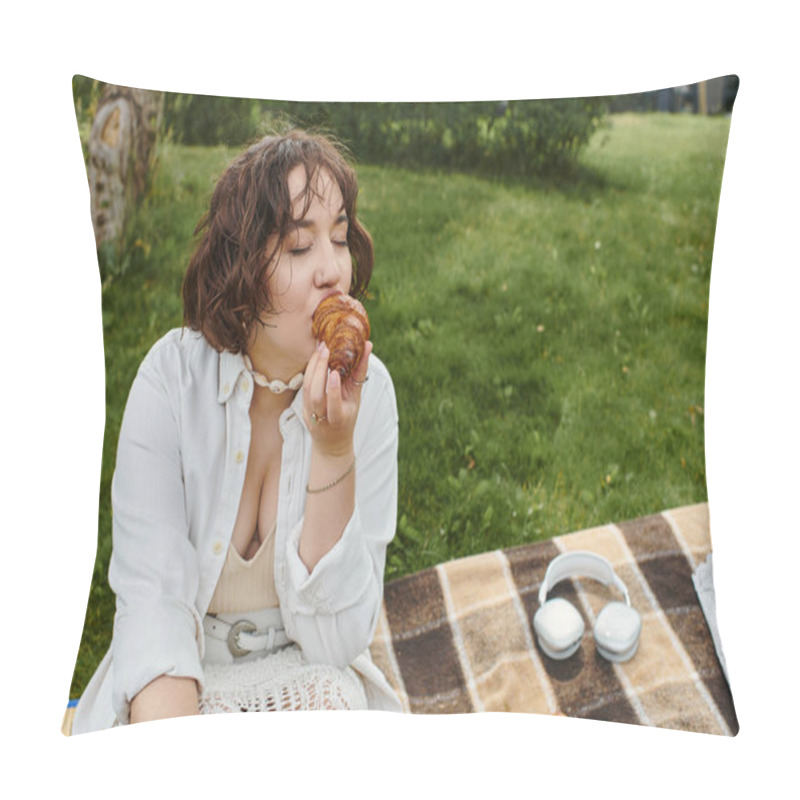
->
369, 502, 738, 735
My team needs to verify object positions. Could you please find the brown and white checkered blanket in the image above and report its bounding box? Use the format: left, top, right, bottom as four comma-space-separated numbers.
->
369, 502, 738, 735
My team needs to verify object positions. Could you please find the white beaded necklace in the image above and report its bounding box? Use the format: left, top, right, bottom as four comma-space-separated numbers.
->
243, 354, 304, 395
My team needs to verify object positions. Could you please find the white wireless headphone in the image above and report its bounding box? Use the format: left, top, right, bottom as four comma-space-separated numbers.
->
533, 551, 642, 663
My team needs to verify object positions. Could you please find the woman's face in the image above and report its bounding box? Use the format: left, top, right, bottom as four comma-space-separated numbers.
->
252, 165, 353, 377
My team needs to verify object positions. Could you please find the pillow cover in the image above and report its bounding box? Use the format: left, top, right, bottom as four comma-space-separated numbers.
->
65, 76, 738, 736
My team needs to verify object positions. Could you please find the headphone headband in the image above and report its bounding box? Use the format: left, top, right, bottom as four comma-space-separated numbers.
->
537, 551, 631, 606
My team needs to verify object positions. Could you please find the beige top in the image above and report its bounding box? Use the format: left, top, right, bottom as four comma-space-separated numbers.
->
207, 522, 280, 614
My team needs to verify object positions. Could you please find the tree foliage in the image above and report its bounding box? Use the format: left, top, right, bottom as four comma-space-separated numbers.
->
161, 93, 264, 146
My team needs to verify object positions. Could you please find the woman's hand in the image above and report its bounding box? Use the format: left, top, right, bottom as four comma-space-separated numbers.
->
298, 339, 372, 572
302, 339, 373, 457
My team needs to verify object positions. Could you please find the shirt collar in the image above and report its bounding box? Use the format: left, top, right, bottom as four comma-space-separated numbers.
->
217, 349, 247, 403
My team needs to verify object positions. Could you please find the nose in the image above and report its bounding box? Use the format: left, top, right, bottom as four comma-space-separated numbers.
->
314, 240, 345, 288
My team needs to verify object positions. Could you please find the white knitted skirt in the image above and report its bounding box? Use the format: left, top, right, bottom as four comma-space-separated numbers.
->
199, 609, 367, 714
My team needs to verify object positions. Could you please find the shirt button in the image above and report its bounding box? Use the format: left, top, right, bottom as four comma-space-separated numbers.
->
241, 378, 250, 392
223, 383, 230, 395
235, 450, 245, 464
212, 541, 224, 555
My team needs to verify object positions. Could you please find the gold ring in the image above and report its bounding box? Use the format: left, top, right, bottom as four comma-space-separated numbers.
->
351, 374, 370, 386
311, 412, 327, 425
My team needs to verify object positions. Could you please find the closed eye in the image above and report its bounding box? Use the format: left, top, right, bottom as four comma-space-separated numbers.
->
289, 240, 347, 256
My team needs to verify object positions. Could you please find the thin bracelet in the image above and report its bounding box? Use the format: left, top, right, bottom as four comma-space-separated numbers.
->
306, 458, 356, 494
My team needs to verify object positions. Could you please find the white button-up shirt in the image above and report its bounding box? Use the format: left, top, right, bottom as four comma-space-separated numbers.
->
73, 328, 400, 732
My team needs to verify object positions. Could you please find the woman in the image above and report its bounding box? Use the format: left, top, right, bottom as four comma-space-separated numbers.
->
72, 130, 401, 732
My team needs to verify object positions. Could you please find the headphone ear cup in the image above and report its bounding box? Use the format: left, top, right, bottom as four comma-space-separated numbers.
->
593, 602, 642, 662
533, 598, 585, 660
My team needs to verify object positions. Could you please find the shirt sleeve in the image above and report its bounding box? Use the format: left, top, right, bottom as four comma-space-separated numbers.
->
281, 359, 399, 668
107, 339, 204, 724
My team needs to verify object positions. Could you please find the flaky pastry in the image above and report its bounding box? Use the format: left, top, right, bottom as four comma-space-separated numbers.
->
311, 292, 371, 378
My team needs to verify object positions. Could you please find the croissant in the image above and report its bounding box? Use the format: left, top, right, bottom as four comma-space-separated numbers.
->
311, 292, 371, 378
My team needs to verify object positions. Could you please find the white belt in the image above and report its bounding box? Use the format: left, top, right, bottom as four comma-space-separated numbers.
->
203, 608, 291, 664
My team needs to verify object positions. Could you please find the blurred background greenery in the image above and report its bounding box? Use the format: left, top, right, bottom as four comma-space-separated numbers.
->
70, 77, 733, 697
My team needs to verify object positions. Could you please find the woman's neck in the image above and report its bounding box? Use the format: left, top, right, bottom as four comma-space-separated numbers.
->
243, 333, 305, 417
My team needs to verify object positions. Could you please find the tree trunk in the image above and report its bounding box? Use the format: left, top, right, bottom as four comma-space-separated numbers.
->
88, 84, 163, 252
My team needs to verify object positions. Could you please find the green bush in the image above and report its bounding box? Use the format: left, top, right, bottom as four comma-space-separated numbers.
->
271, 98, 608, 178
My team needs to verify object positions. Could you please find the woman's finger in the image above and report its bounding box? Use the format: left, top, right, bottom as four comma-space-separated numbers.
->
348, 341, 373, 391
325, 368, 344, 426
305, 343, 329, 420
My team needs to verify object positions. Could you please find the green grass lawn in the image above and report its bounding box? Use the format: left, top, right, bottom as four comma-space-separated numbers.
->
70, 112, 730, 698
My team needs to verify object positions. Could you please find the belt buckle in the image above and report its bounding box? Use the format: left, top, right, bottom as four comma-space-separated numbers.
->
227, 619, 257, 658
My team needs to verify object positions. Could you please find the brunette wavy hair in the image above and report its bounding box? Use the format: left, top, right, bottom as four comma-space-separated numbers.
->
182, 129, 374, 353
